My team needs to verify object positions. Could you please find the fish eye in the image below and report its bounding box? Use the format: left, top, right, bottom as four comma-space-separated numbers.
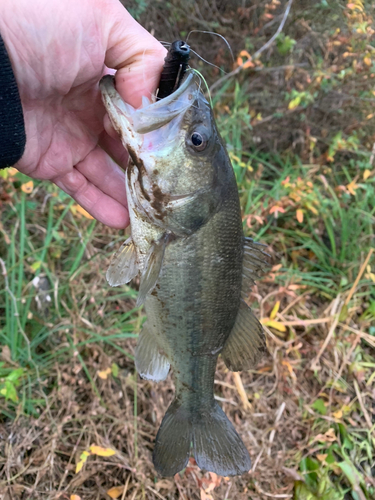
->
190, 132, 207, 152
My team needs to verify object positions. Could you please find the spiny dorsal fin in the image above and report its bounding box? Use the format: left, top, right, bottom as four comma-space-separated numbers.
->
135, 322, 170, 382
136, 234, 169, 306
241, 237, 269, 297
106, 237, 139, 287
221, 299, 266, 372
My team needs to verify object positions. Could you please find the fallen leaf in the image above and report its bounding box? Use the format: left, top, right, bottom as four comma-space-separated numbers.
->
200, 490, 214, 500
261, 319, 287, 332
1, 345, 12, 363
76, 450, 90, 473
269, 205, 286, 215
346, 180, 358, 195
97, 368, 112, 380
75, 461, 84, 473
7, 167, 18, 176
70, 204, 94, 219
296, 209, 304, 223
363, 169, 371, 180
270, 301, 280, 320
313, 427, 337, 444
21, 181, 33, 194
89, 445, 116, 457
333, 409, 343, 419
107, 486, 125, 499
316, 453, 328, 462
282, 360, 297, 381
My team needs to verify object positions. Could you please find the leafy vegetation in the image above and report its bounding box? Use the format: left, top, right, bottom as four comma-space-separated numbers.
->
1, 1, 374, 499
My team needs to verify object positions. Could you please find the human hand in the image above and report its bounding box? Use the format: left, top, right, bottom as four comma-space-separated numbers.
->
0, 0, 166, 228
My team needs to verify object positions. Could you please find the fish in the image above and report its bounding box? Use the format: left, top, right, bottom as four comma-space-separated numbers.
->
99, 71, 268, 477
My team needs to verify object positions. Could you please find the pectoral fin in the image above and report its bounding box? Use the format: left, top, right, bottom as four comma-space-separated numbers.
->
222, 300, 266, 372
241, 237, 269, 297
106, 237, 139, 287
136, 235, 169, 306
135, 323, 170, 382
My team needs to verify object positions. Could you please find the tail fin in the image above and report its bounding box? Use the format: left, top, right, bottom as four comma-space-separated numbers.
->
153, 399, 251, 477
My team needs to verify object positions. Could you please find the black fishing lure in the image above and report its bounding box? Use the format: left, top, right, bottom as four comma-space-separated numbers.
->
157, 40, 191, 100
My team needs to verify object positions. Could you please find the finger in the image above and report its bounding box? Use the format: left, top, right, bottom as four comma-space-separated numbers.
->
54, 154, 129, 229
99, 131, 129, 170
104, 3, 166, 108
74, 145, 127, 206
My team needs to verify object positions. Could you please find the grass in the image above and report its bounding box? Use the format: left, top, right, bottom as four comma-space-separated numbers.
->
1, 0, 375, 499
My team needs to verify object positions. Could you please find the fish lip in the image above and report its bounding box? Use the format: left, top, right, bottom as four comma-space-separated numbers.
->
132, 71, 198, 134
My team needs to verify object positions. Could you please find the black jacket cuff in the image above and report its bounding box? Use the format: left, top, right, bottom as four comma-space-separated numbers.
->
0, 33, 26, 169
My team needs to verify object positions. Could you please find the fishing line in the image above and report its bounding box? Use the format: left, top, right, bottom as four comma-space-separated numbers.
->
158, 30, 233, 77
185, 30, 234, 63
190, 68, 213, 108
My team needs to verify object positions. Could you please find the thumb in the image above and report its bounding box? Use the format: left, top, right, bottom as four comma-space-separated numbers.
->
104, 2, 166, 108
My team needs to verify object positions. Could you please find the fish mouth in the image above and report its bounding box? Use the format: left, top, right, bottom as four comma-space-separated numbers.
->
100, 71, 198, 142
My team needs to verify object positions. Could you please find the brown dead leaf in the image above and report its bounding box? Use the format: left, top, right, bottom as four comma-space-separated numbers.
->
107, 486, 125, 499
1, 345, 12, 363
313, 427, 337, 444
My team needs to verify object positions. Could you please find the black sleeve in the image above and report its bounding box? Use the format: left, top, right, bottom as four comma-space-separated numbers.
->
0, 34, 26, 169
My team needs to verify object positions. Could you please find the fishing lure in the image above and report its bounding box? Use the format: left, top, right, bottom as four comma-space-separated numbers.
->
157, 40, 191, 100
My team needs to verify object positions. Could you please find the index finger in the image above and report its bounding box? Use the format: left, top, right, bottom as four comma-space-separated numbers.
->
104, 4, 166, 108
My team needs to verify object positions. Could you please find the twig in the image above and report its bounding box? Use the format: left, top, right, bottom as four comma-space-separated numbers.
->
281, 317, 332, 326
146, 486, 167, 500
310, 297, 343, 371
345, 248, 374, 306
338, 323, 375, 348
369, 142, 375, 167
232, 372, 252, 410
121, 475, 131, 500
353, 380, 373, 431
268, 402, 286, 456
254, 482, 292, 499
210, 0, 294, 92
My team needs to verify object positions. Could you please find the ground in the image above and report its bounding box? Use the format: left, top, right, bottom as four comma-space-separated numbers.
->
1, 1, 374, 499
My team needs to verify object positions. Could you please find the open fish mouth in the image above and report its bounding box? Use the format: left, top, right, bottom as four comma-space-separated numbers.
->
99, 71, 199, 152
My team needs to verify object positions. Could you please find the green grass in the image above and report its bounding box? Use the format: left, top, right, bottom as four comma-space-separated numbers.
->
0, 177, 142, 419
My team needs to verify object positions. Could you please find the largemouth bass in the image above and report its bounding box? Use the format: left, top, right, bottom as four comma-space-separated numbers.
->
100, 71, 268, 477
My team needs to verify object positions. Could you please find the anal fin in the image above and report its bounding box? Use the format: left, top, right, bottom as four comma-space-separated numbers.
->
222, 299, 266, 372
106, 237, 139, 287
135, 323, 170, 382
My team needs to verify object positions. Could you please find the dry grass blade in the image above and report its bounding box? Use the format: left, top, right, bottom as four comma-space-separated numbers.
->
345, 248, 374, 306
232, 372, 252, 410
310, 296, 343, 370
353, 380, 373, 431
